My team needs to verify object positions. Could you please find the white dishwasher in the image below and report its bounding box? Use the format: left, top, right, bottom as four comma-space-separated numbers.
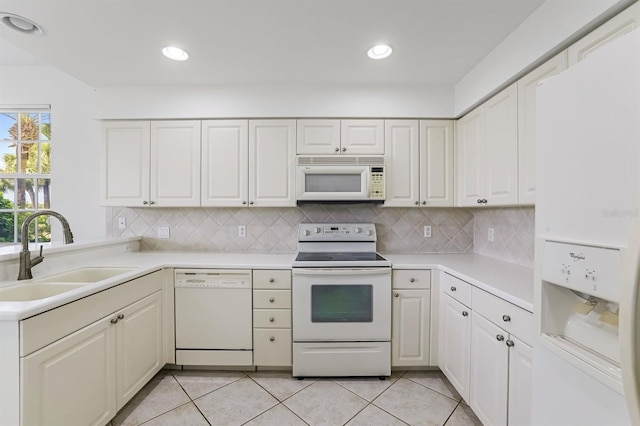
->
175, 269, 253, 366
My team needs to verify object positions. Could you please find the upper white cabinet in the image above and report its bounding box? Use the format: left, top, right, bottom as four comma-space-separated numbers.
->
517, 52, 568, 205
297, 119, 384, 155
456, 84, 518, 207
101, 120, 201, 207
201, 119, 296, 207
249, 120, 297, 207
568, 1, 640, 66
384, 120, 454, 207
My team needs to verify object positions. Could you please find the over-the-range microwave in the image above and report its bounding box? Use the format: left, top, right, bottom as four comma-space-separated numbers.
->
296, 156, 385, 203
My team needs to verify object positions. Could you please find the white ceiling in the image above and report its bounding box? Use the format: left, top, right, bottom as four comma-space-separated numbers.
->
0, 0, 553, 88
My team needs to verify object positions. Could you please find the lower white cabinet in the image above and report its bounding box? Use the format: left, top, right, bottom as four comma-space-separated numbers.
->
506, 335, 533, 426
439, 293, 472, 401
20, 273, 164, 426
391, 270, 432, 366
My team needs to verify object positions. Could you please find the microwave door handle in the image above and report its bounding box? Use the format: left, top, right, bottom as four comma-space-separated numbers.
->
292, 268, 391, 276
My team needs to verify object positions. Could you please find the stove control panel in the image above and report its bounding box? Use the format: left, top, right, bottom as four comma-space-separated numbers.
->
298, 223, 377, 241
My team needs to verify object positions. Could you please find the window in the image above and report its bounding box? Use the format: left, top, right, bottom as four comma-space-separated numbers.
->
0, 108, 51, 244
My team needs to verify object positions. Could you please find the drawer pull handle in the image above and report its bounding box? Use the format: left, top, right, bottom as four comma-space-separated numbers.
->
110, 318, 118, 324
117, 314, 124, 320
269, 317, 275, 322
269, 336, 275, 342
394, 293, 399, 298
450, 286, 457, 292
502, 315, 511, 322
269, 298, 275, 303
409, 278, 415, 283
496, 335, 504, 341
269, 278, 275, 283
462, 311, 469, 317
506, 340, 515, 347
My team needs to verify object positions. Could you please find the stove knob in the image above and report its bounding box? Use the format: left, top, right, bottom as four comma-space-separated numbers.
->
354, 227, 362, 234
365, 230, 373, 236
303, 230, 310, 236
314, 227, 321, 234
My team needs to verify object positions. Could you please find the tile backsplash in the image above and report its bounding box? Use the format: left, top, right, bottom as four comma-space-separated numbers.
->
107, 205, 535, 267
107, 205, 474, 254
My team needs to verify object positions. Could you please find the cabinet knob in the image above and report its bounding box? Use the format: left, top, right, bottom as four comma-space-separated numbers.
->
269, 278, 275, 283
462, 311, 469, 317
414, 201, 419, 205
477, 199, 483, 204
110, 318, 118, 324
249, 201, 254, 205
409, 278, 415, 283
149, 201, 155, 205
269, 336, 275, 342
269, 297, 275, 303
506, 340, 515, 347
496, 334, 505, 341
394, 292, 399, 298
269, 317, 275, 322
242, 201, 247, 205
482, 199, 488, 204
142, 201, 148, 205
502, 315, 511, 322
335, 147, 340, 152
117, 314, 124, 320
342, 147, 347, 152
450, 286, 457, 292
422, 201, 427, 205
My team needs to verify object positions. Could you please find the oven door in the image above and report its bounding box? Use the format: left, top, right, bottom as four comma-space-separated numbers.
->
296, 165, 370, 201
292, 268, 391, 341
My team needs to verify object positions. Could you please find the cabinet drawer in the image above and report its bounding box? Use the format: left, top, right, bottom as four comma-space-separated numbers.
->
253, 309, 291, 328
253, 329, 292, 366
441, 273, 472, 307
253, 270, 291, 289
472, 287, 533, 345
253, 290, 291, 309
393, 269, 431, 289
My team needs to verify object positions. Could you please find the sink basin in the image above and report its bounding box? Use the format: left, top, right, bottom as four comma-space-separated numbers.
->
33, 267, 136, 283
0, 282, 86, 302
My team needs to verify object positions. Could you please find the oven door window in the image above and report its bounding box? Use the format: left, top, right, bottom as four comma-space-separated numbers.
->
311, 285, 373, 322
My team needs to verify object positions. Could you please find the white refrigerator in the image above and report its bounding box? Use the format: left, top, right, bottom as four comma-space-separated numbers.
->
534, 29, 640, 425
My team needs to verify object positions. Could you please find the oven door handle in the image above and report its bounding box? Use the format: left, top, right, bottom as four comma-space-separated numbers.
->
292, 268, 391, 276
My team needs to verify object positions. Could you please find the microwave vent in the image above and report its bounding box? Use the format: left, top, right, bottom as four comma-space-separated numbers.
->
296, 156, 385, 166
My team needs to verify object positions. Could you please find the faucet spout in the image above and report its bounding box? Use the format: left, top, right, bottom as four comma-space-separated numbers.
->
17, 210, 74, 280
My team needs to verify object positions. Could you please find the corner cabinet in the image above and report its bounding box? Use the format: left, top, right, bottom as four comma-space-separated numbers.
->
456, 84, 518, 207
101, 120, 201, 207
384, 120, 454, 207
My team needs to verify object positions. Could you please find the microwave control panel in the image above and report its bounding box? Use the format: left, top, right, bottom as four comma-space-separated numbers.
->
369, 166, 385, 199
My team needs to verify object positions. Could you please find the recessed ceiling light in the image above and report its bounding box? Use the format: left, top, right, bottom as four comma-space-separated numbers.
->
0, 13, 42, 34
367, 44, 393, 60
162, 46, 189, 61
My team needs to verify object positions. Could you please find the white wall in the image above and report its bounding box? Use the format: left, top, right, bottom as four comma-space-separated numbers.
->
454, 0, 625, 115
0, 65, 105, 241
93, 83, 453, 119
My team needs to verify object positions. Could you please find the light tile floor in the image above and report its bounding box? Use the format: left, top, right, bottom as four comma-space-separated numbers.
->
110, 369, 483, 426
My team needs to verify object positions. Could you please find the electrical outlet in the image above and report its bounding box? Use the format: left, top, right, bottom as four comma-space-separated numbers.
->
423, 225, 432, 238
118, 217, 126, 229
238, 225, 246, 238
157, 227, 170, 239
488, 227, 495, 242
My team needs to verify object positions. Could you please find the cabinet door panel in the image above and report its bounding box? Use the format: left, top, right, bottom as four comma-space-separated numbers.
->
150, 121, 201, 206
249, 120, 296, 207
420, 120, 454, 206
116, 291, 163, 410
253, 328, 292, 366
22, 316, 116, 426
456, 109, 483, 207
101, 121, 150, 206
201, 120, 248, 206
508, 336, 533, 426
392, 289, 431, 366
297, 119, 340, 155
384, 120, 419, 207
341, 119, 384, 155
439, 294, 471, 401
470, 313, 508, 426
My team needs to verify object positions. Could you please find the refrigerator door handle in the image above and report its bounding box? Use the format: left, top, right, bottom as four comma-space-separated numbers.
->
622, 227, 640, 425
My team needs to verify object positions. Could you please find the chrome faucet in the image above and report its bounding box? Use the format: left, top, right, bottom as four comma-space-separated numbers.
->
18, 210, 74, 280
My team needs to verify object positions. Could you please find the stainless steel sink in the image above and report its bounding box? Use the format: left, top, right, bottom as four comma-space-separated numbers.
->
33, 267, 136, 283
0, 282, 86, 302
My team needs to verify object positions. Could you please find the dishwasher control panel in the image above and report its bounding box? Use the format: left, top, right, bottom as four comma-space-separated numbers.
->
175, 269, 252, 289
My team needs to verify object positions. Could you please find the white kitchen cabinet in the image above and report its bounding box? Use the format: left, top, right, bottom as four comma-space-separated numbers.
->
253, 270, 292, 367
249, 120, 297, 207
20, 272, 164, 426
439, 293, 471, 402
384, 120, 454, 207
568, 1, 640, 66
101, 120, 201, 207
340, 119, 384, 155
517, 52, 568, 205
296, 119, 341, 155
507, 335, 533, 426
201, 120, 249, 207
456, 84, 518, 207
391, 270, 431, 366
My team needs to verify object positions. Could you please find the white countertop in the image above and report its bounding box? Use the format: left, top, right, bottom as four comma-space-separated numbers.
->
0, 239, 533, 320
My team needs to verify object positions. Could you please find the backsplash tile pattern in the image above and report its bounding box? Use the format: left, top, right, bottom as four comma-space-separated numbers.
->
473, 207, 535, 268
107, 205, 474, 254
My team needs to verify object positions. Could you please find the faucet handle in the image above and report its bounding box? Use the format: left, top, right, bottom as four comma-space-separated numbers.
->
31, 245, 44, 267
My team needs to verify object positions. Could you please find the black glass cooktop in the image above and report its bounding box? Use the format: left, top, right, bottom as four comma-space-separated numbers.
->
295, 252, 387, 262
